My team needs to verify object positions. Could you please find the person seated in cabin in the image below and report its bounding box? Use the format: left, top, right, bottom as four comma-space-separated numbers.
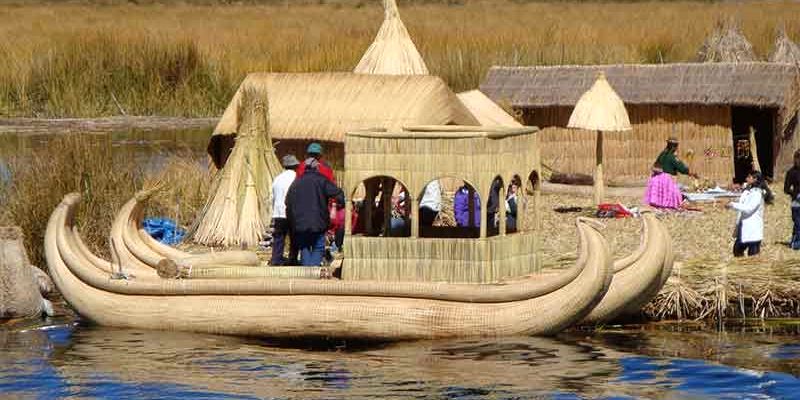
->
505, 177, 521, 233
270, 154, 300, 266
486, 177, 503, 234
389, 190, 411, 236
286, 158, 345, 267
419, 180, 442, 227
454, 183, 480, 228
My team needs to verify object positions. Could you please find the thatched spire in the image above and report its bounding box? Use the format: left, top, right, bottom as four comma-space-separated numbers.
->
192, 89, 283, 247
769, 28, 800, 64
697, 18, 758, 63
354, 0, 429, 75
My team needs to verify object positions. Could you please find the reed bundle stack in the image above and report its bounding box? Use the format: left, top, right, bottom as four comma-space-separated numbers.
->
769, 29, 800, 64
697, 19, 757, 63
354, 0, 429, 75
193, 90, 282, 247
567, 72, 631, 204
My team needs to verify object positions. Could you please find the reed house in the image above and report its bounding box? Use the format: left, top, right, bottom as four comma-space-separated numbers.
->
209, 72, 478, 174
481, 63, 800, 184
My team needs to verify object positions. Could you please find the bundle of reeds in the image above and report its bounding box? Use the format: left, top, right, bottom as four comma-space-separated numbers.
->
192, 89, 282, 247
353, 0, 429, 75
769, 28, 800, 64
697, 18, 758, 62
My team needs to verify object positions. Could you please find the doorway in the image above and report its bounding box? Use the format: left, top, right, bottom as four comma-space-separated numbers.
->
731, 106, 777, 183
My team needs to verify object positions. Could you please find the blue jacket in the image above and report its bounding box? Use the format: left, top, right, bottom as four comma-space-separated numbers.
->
454, 187, 480, 227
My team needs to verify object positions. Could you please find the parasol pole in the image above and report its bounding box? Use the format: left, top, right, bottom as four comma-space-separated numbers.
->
594, 129, 605, 205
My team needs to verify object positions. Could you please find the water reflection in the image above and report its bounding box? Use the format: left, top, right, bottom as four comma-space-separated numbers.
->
1, 322, 799, 399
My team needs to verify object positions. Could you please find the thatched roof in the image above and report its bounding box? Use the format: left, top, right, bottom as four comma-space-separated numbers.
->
769, 29, 800, 64
567, 72, 631, 132
481, 63, 799, 110
697, 20, 758, 63
456, 90, 522, 127
353, 0, 429, 75
210, 73, 477, 167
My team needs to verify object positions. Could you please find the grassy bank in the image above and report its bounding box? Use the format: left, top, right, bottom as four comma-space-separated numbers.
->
2, 1, 800, 117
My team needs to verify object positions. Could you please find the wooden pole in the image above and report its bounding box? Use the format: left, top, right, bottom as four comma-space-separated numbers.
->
749, 126, 762, 173
594, 130, 605, 205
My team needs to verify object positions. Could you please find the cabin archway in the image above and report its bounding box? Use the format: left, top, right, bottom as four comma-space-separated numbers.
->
418, 177, 481, 239
349, 175, 411, 238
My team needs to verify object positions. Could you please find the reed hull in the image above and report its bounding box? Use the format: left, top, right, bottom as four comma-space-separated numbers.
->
45, 193, 613, 340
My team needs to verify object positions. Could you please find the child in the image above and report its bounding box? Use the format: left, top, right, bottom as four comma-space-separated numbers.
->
728, 171, 773, 257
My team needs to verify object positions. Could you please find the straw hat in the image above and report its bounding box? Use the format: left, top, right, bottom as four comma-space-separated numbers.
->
567, 71, 631, 132
281, 154, 300, 168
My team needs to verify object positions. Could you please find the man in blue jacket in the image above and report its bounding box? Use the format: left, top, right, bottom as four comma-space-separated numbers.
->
286, 158, 345, 266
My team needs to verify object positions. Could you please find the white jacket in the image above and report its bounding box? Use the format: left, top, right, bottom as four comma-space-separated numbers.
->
271, 170, 296, 219
731, 187, 765, 243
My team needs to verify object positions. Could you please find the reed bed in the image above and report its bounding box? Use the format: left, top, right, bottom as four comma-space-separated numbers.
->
538, 189, 800, 321
0, 135, 210, 268
2, 1, 800, 117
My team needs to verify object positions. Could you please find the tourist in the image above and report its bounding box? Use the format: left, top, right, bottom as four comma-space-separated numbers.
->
286, 158, 345, 266
419, 179, 442, 227
294, 142, 343, 255
486, 177, 503, 231
454, 183, 480, 227
644, 137, 698, 209
296, 142, 335, 182
270, 154, 300, 266
784, 150, 800, 250
505, 176, 521, 232
728, 170, 773, 257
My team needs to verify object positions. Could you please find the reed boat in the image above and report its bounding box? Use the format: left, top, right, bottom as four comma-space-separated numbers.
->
46, 192, 612, 340
44, 126, 673, 339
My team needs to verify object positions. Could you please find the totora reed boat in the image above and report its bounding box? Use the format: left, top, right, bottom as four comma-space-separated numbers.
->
44, 126, 673, 340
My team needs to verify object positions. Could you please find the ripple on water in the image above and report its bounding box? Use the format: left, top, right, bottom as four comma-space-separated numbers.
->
0, 323, 799, 399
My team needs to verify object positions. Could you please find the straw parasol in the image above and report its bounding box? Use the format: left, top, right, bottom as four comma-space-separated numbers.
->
192, 89, 283, 247
567, 71, 631, 205
697, 18, 757, 63
353, 0, 429, 75
769, 28, 800, 64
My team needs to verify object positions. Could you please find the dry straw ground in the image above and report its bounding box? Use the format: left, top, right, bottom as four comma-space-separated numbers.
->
2, 1, 800, 117
538, 188, 800, 322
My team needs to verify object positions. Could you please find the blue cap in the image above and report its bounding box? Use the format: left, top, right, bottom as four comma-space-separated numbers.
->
306, 142, 323, 155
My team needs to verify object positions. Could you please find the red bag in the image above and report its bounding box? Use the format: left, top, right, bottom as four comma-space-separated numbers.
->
596, 203, 632, 218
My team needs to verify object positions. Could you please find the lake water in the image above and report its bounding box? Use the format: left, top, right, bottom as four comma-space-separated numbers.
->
1, 319, 799, 399
2, 130, 799, 399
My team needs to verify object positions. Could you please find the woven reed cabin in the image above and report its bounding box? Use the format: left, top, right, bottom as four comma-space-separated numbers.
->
342, 125, 541, 284
208, 73, 478, 173
481, 63, 800, 184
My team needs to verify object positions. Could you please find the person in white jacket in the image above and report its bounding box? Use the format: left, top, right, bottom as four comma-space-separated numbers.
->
727, 171, 774, 257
